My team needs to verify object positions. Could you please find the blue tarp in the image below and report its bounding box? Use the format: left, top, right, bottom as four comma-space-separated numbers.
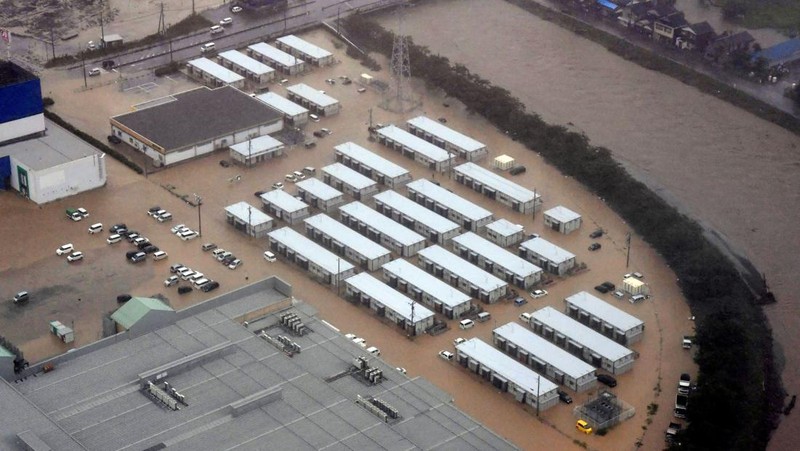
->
753, 37, 800, 65
597, 0, 619, 11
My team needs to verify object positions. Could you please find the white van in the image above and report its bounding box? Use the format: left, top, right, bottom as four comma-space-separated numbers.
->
107, 233, 122, 244
200, 42, 215, 53
519, 312, 532, 323
210, 25, 224, 34
477, 312, 491, 322
88, 223, 103, 234
157, 212, 173, 222
459, 319, 475, 330
366, 346, 381, 357
152, 250, 168, 261
630, 294, 646, 304
192, 277, 210, 288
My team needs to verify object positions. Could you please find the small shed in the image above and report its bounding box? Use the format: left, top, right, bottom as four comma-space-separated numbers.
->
101, 34, 124, 48
543, 205, 582, 235
485, 218, 525, 247
110, 297, 176, 337
622, 277, 649, 295
493, 154, 515, 170
360, 73, 373, 84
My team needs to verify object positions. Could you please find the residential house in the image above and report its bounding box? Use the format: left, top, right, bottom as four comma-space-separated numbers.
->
678, 21, 717, 52
704, 31, 756, 64
653, 11, 688, 46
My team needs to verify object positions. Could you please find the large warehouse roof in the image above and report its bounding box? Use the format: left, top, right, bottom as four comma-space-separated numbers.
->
494, 322, 596, 380
187, 57, 244, 84
418, 245, 507, 293
407, 116, 486, 152
256, 92, 308, 116
276, 34, 332, 60
322, 163, 377, 190
345, 273, 435, 323
377, 125, 452, 163
268, 227, 354, 274
531, 307, 634, 362
218, 50, 275, 76
520, 237, 575, 264
453, 232, 542, 279
247, 42, 302, 67
382, 259, 472, 308
340, 202, 425, 247
374, 190, 459, 234
287, 83, 339, 108
456, 338, 558, 394
407, 179, 493, 222
455, 162, 539, 203
334, 142, 410, 178
565, 291, 644, 332
304, 214, 390, 261
111, 86, 282, 152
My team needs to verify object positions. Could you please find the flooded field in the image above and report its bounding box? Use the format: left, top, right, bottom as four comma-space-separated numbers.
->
378, 0, 800, 448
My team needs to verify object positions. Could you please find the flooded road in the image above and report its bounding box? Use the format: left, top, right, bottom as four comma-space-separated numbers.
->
379, 0, 800, 448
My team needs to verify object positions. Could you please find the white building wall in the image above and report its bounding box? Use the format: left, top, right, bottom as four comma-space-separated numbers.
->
0, 114, 45, 144
10, 152, 106, 204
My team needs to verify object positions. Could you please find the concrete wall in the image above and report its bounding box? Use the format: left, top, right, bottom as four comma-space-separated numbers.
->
9, 152, 106, 204
0, 114, 45, 145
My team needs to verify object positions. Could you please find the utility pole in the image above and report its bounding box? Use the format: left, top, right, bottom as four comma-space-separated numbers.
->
49, 28, 56, 60
625, 232, 632, 268
158, 3, 167, 36
169, 39, 173, 63
99, 1, 105, 44
532, 188, 537, 220
82, 54, 88, 88
194, 194, 203, 236
192, 0, 196, 16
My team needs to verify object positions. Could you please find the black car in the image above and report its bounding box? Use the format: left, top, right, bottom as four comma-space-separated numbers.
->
509, 165, 526, 175
594, 284, 610, 294
107, 134, 122, 144
200, 281, 220, 292
601, 281, 616, 291
588, 242, 601, 251
141, 245, 159, 254
125, 250, 140, 259
147, 206, 161, 215
589, 229, 604, 239
136, 241, 152, 250
219, 160, 231, 168
597, 374, 617, 387
101, 59, 115, 69
557, 389, 573, 404
129, 252, 146, 263
178, 286, 193, 295
110, 223, 128, 233
221, 255, 236, 265
313, 130, 325, 138
116, 294, 132, 304
254, 190, 266, 197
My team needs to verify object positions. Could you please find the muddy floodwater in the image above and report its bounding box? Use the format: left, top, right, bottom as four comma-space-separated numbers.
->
380, 0, 800, 448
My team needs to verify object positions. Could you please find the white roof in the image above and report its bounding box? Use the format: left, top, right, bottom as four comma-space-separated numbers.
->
565, 291, 644, 332
334, 142, 410, 179
407, 116, 486, 153
187, 58, 244, 84
544, 205, 582, 223
229, 135, 284, 158
377, 125, 452, 163
486, 219, 524, 238
454, 162, 539, 203
623, 277, 644, 288
304, 214, 390, 261
345, 273, 434, 323
406, 179, 493, 222
382, 259, 471, 308
260, 189, 309, 213
456, 338, 558, 395
520, 237, 575, 264
453, 232, 542, 279
287, 83, 339, 108
224, 201, 273, 226
255, 92, 308, 117
494, 322, 595, 380
417, 245, 507, 293
339, 202, 425, 247
247, 42, 302, 67
276, 34, 332, 60
268, 227, 354, 274
322, 163, 377, 190
374, 190, 459, 234
530, 307, 634, 362
218, 50, 275, 75
296, 178, 342, 201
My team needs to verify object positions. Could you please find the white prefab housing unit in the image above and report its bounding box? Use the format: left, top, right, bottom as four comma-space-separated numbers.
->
267, 227, 355, 286
304, 214, 391, 271
453, 162, 542, 214
259, 189, 310, 225
528, 307, 636, 375
374, 190, 460, 246
275, 35, 334, 66
186, 58, 245, 89
344, 273, 435, 336
452, 232, 543, 289
493, 322, 597, 392
321, 163, 379, 200
286, 83, 340, 116
519, 237, 576, 276
217, 50, 275, 85
375, 125, 454, 173
417, 245, 508, 304
382, 259, 472, 319
296, 178, 345, 212
406, 116, 488, 161
455, 338, 559, 412
339, 202, 426, 257
485, 219, 525, 247
255, 92, 309, 125
407, 179, 494, 232
333, 142, 412, 188
564, 291, 645, 345
224, 201, 274, 238
623, 277, 649, 295
229, 134, 285, 165
493, 154, 515, 170
246, 42, 305, 74
543, 206, 582, 235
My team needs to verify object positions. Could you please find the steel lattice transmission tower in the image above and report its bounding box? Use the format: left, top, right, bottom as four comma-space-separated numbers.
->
382, 5, 420, 113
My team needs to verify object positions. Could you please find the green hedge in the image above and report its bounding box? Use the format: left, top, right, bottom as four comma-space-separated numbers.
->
343, 14, 783, 451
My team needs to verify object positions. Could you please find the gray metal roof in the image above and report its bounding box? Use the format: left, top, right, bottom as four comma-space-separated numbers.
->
111, 86, 282, 152
417, 245, 507, 293
382, 259, 472, 308
454, 162, 539, 203
287, 83, 339, 108
456, 339, 558, 395
334, 142, 410, 178
247, 42, 302, 67
322, 163, 377, 190
544, 205, 581, 223
218, 50, 275, 75
453, 232, 542, 279
268, 227, 353, 274
276, 35, 332, 60
565, 291, 644, 332
339, 202, 425, 247
486, 219, 524, 237
530, 307, 634, 362
3, 281, 515, 450
493, 322, 596, 380
296, 177, 343, 201
304, 213, 390, 261
255, 92, 308, 117
374, 190, 459, 234
224, 201, 273, 226
407, 116, 486, 153
187, 57, 244, 84
0, 118, 104, 171
376, 126, 451, 163
520, 237, 576, 264
344, 273, 434, 323
406, 179, 493, 222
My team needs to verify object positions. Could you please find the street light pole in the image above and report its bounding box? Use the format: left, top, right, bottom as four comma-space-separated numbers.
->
194, 194, 202, 237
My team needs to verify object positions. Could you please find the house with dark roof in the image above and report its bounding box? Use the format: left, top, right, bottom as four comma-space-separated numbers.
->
110, 86, 283, 166
617, 0, 656, 35
653, 11, 688, 45
704, 31, 756, 63
678, 21, 717, 52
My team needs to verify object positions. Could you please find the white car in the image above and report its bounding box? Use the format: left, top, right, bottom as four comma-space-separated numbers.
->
212, 248, 227, 259
531, 289, 548, 299
285, 174, 298, 182
438, 350, 454, 361
351, 337, 367, 348
263, 251, 276, 262
107, 234, 122, 244
171, 224, 186, 234
366, 346, 380, 356
228, 259, 242, 270
56, 243, 74, 256
180, 230, 199, 241
396, 367, 407, 374
453, 337, 466, 347
77, 208, 89, 218
219, 17, 232, 26
67, 251, 84, 262
345, 333, 357, 340
88, 68, 101, 77
292, 170, 305, 180
164, 275, 179, 287
231, 6, 242, 13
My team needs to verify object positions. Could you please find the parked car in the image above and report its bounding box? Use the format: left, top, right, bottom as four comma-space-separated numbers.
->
263, 251, 276, 262
212, 248, 227, 259
453, 337, 466, 346
679, 373, 691, 395
292, 170, 305, 180
116, 294, 132, 304
303, 166, 315, 175
366, 346, 380, 356
202, 243, 217, 251
513, 297, 528, 307
67, 251, 84, 262
180, 231, 199, 241
601, 281, 616, 291
129, 252, 147, 263
88, 223, 103, 234
309, 113, 320, 122
125, 250, 140, 259
147, 206, 162, 216
170, 263, 186, 273
107, 234, 122, 244
438, 350, 454, 361
589, 228, 604, 238
13, 291, 29, 304
219, 17, 232, 26
228, 259, 242, 270
110, 223, 128, 233
597, 374, 618, 387
285, 174, 298, 182
613, 290, 625, 299
164, 276, 179, 287
56, 243, 74, 256
200, 281, 220, 292
557, 389, 573, 404
88, 68, 101, 77
576, 419, 592, 435
594, 284, 610, 294
231, 5, 242, 13
509, 165, 526, 175
178, 286, 193, 295
222, 255, 236, 265
588, 242, 601, 251
217, 251, 233, 262
351, 337, 367, 348
272, 182, 284, 190
396, 367, 407, 374
107, 134, 121, 144
531, 289, 548, 299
